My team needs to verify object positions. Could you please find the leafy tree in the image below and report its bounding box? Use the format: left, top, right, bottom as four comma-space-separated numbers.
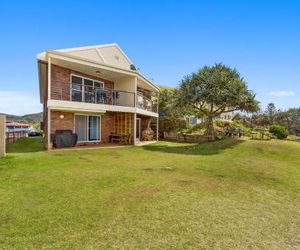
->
275, 108, 300, 135
32, 122, 41, 130
265, 103, 277, 124
157, 86, 177, 118
158, 86, 186, 133
175, 63, 259, 137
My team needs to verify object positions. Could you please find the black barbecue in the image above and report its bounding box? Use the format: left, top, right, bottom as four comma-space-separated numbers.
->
52, 130, 77, 148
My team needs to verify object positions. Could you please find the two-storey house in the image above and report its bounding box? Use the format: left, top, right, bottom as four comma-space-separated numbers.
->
37, 44, 159, 149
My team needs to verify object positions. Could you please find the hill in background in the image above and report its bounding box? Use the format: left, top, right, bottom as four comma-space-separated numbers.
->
0, 112, 43, 124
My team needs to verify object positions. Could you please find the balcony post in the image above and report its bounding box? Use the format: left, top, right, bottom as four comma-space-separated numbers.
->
47, 56, 51, 101
47, 56, 51, 150
134, 76, 137, 108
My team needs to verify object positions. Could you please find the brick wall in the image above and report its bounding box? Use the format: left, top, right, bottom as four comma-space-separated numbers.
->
49, 110, 137, 145
50, 111, 74, 134
51, 64, 114, 101
101, 112, 115, 143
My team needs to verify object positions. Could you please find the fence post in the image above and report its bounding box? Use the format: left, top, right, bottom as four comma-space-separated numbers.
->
0, 115, 6, 157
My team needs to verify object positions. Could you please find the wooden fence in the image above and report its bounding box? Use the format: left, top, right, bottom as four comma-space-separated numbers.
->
163, 132, 214, 143
6, 131, 28, 144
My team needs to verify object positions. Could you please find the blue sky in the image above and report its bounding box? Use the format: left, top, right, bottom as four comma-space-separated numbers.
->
0, 0, 299, 115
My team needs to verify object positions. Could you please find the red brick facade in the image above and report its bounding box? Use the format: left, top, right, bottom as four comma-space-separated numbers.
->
48, 111, 135, 145
50, 111, 74, 134
51, 64, 114, 101
101, 112, 115, 143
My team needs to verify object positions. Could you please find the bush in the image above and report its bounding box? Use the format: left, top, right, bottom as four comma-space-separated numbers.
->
191, 123, 205, 132
269, 125, 289, 139
181, 124, 193, 134
214, 119, 231, 128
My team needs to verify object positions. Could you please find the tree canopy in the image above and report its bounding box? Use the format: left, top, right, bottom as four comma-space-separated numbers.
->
175, 63, 259, 136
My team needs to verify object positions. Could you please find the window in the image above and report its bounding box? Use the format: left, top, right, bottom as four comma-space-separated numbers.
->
71, 74, 104, 103
75, 115, 100, 142
71, 76, 83, 102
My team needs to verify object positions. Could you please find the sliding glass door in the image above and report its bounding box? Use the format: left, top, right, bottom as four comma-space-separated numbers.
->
75, 115, 100, 142
88, 116, 100, 141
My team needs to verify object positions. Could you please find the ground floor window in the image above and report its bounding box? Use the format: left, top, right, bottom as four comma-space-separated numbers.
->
75, 115, 100, 142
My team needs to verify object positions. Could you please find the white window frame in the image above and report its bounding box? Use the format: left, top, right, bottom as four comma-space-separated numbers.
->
74, 114, 101, 143
70, 73, 105, 102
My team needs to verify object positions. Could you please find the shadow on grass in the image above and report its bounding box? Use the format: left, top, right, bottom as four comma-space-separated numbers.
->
143, 138, 244, 155
7, 137, 45, 153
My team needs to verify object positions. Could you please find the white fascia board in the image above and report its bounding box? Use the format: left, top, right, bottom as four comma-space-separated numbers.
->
37, 51, 46, 61
37, 44, 119, 61
47, 100, 159, 117
136, 108, 159, 118
47, 100, 136, 114
55, 43, 119, 53
47, 100, 106, 113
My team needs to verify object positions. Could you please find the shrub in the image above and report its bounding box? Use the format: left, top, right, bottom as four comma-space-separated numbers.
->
191, 123, 205, 132
183, 124, 194, 133
214, 119, 231, 128
269, 125, 289, 139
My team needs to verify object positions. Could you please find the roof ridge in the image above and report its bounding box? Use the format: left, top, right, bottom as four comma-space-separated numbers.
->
56, 43, 118, 53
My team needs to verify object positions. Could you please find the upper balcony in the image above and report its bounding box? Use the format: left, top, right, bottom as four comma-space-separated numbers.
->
51, 85, 157, 113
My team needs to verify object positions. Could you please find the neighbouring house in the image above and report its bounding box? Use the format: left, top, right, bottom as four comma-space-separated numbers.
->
37, 43, 160, 149
186, 112, 234, 126
5, 120, 31, 143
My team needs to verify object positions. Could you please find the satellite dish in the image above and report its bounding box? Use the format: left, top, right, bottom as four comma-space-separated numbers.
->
130, 64, 137, 70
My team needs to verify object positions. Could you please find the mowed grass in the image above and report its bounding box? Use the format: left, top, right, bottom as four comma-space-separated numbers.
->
0, 137, 300, 249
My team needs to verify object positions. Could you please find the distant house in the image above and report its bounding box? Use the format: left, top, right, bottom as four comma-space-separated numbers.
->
37, 44, 160, 149
5, 121, 31, 143
186, 111, 234, 126
6, 121, 31, 133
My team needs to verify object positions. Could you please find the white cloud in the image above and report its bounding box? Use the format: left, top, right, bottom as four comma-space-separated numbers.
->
268, 91, 296, 97
0, 91, 42, 116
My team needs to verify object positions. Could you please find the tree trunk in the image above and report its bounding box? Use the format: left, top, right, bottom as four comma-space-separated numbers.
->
206, 115, 215, 140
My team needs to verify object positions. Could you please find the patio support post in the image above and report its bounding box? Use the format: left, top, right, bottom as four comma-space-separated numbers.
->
133, 113, 137, 145
156, 117, 159, 141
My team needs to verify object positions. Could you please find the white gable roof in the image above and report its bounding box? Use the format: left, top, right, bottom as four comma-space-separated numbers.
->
38, 43, 133, 70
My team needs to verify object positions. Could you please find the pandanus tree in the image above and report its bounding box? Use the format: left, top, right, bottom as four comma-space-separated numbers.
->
175, 63, 259, 137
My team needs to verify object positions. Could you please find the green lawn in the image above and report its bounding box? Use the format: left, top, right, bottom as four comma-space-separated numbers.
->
1, 137, 300, 249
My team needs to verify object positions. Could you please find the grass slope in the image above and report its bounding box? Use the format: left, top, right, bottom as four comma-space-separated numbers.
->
0, 137, 300, 249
